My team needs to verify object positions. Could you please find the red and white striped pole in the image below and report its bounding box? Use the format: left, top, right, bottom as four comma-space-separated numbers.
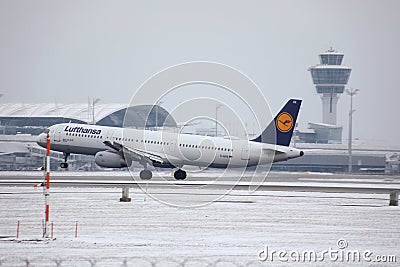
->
43, 130, 51, 238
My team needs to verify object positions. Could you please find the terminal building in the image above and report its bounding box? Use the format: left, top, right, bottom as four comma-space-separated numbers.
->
0, 103, 176, 135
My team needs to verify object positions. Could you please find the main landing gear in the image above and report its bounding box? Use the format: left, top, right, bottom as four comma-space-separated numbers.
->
60, 152, 70, 169
139, 169, 152, 180
139, 162, 152, 180
173, 169, 187, 180
138, 168, 187, 180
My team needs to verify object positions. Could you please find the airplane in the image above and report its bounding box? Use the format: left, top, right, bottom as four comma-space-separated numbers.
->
37, 99, 304, 180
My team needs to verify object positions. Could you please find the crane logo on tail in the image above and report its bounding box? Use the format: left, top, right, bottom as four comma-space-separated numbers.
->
276, 112, 294, 132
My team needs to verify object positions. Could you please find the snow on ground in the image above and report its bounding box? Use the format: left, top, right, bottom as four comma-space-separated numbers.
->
0, 186, 399, 266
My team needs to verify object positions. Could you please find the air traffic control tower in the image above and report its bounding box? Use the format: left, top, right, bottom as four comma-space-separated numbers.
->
309, 47, 352, 125
304, 48, 352, 143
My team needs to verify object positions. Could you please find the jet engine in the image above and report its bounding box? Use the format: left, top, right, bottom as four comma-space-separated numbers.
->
94, 151, 127, 168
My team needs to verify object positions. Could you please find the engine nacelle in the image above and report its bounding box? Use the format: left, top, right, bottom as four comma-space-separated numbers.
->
94, 151, 127, 168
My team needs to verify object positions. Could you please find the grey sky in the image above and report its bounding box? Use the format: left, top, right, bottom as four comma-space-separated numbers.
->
0, 0, 399, 144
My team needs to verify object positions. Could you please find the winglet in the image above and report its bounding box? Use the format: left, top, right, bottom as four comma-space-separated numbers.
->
251, 99, 302, 146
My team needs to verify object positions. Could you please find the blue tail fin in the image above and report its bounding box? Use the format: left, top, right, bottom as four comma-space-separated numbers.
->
251, 99, 302, 146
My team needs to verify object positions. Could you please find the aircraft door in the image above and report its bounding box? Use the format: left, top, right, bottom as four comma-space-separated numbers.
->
169, 140, 176, 153
241, 143, 250, 160
54, 125, 63, 142
105, 129, 115, 142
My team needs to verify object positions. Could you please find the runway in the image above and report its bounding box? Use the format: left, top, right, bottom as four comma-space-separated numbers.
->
0, 171, 399, 266
1, 171, 399, 200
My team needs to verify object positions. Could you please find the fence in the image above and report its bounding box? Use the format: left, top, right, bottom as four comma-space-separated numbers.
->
0, 256, 259, 267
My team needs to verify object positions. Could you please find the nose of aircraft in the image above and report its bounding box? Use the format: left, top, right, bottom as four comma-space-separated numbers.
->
36, 132, 47, 148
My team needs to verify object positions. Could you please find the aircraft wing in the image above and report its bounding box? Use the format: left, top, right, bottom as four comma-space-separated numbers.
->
122, 145, 164, 164
103, 141, 164, 164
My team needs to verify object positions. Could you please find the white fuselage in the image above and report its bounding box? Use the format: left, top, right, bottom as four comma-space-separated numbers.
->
37, 123, 303, 168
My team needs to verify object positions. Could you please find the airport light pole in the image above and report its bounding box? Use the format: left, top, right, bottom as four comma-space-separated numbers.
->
92, 98, 100, 125
215, 104, 223, 137
346, 88, 359, 172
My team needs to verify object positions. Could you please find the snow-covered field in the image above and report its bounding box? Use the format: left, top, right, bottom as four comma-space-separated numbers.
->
0, 186, 399, 266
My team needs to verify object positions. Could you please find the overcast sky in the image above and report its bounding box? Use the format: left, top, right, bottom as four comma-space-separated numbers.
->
0, 0, 399, 145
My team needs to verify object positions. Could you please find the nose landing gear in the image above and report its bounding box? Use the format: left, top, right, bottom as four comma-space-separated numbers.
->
60, 153, 70, 169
